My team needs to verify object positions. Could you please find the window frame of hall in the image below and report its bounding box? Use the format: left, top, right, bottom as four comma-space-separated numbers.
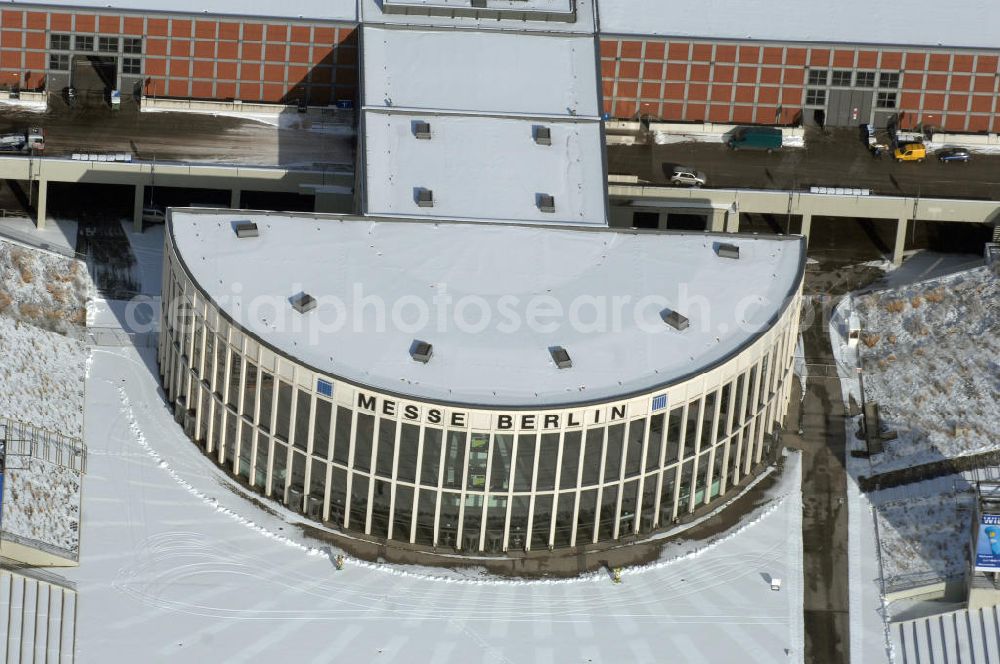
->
159, 229, 802, 556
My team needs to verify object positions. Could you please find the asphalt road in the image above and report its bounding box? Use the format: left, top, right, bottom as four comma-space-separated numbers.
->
0, 97, 354, 169
608, 127, 1000, 201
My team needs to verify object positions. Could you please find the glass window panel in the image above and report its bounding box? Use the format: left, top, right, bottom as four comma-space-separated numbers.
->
758, 356, 770, 407
376, 418, 396, 477
620, 480, 638, 535
467, 433, 489, 491
329, 467, 347, 524
695, 451, 711, 505
272, 441, 288, 494
560, 431, 582, 489
604, 423, 625, 482
625, 419, 644, 477
294, 389, 311, 451
197, 389, 210, 445
665, 407, 683, 463
553, 492, 576, 548
349, 474, 369, 530
535, 433, 559, 491
678, 458, 695, 512
254, 432, 269, 488
227, 352, 241, 409
238, 423, 253, 480
745, 366, 758, 420
712, 447, 726, 498
490, 434, 514, 491
354, 413, 375, 473
275, 382, 293, 440
202, 329, 214, 383
598, 485, 619, 540
414, 488, 437, 545
717, 383, 732, 442
733, 373, 746, 428
420, 428, 443, 487
807, 69, 828, 86
514, 435, 536, 491
701, 391, 717, 447
683, 401, 700, 458
509, 495, 530, 550
214, 340, 226, 397
660, 467, 677, 522
258, 371, 273, 431
438, 492, 460, 549
290, 451, 306, 496
856, 71, 875, 87
577, 489, 597, 544
210, 403, 222, 451
484, 496, 507, 553
371, 479, 391, 538
581, 428, 604, 486
531, 494, 553, 550
394, 485, 414, 543
223, 413, 236, 467
332, 406, 351, 464
443, 431, 466, 489
313, 398, 331, 460
192, 323, 203, 376
243, 361, 257, 418
308, 458, 326, 501
646, 414, 664, 472
640, 473, 657, 531
462, 494, 483, 551
397, 423, 420, 483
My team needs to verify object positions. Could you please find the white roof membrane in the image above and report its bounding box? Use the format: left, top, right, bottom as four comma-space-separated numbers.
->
171, 212, 804, 408
361, 0, 596, 33
597, 0, 1000, 49
362, 26, 600, 117
362, 112, 606, 224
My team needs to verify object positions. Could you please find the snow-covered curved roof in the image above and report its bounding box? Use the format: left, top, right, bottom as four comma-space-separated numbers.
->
170, 210, 804, 408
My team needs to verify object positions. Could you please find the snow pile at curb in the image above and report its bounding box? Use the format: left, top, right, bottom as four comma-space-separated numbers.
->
118, 383, 794, 586
0, 239, 91, 337
0, 315, 87, 437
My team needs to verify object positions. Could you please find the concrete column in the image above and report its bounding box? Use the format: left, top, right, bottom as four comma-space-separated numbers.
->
800, 213, 812, 247
34, 179, 47, 230
893, 217, 909, 265
230, 188, 241, 209
658, 211, 669, 229
133, 183, 144, 232
725, 208, 740, 233
709, 208, 726, 232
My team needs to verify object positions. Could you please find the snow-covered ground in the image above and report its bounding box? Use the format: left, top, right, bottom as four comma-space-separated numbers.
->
853, 264, 1000, 473
1, 455, 81, 555
0, 238, 91, 338
0, 315, 87, 437
64, 336, 805, 661
118, 219, 164, 295
141, 106, 355, 136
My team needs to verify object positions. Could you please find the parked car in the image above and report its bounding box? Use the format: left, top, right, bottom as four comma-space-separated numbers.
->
727, 126, 782, 152
894, 143, 926, 162
141, 206, 166, 224
937, 147, 971, 163
669, 166, 707, 187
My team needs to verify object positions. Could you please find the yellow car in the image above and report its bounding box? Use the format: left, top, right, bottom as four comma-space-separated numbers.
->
894, 143, 926, 162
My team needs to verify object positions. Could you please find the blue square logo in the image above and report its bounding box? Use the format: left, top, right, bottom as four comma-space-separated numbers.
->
652, 394, 667, 411
317, 379, 334, 397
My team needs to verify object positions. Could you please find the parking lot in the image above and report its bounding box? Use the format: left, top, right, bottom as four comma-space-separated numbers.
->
608, 127, 1000, 201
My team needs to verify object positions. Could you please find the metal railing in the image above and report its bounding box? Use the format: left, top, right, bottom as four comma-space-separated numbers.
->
0, 418, 87, 474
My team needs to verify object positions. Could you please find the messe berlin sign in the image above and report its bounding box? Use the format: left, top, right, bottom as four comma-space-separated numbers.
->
974, 514, 1000, 572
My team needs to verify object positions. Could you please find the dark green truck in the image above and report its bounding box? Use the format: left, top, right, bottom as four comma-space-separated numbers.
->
727, 126, 783, 152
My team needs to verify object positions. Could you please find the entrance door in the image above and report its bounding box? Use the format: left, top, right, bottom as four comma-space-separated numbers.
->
71, 55, 117, 106
826, 89, 874, 127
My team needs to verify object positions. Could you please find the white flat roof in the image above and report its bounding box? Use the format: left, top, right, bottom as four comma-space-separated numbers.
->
361, 0, 596, 33
362, 26, 600, 117
26, 0, 357, 21
385, 0, 571, 10
362, 112, 606, 224
171, 212, 804, 408
597, 0, 1000, 49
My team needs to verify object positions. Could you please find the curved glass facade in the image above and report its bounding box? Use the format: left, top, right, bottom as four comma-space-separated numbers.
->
158, 233, 802, 555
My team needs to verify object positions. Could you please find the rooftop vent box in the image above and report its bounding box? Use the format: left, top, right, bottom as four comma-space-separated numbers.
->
413, 121, 432, 139
661, 309, 689, 331
534, 126, 552, 145
549, 346, 572, 369
538, 194, 555, 213
717, 243, 740, 259
290, 292, 317, 314
233, 220, 259, 238
416, 188, 434, 207
410, 340, 433, 363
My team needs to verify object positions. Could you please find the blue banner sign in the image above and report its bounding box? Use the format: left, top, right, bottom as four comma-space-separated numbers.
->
974, 514, 1000, 572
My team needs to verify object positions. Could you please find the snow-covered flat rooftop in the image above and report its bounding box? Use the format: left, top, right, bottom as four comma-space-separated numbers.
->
362, 26, 599, 117
363, 112, 606, 225
171, 211, 804, 407
598, 0, 1000, 49
27, 0, 357, 21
